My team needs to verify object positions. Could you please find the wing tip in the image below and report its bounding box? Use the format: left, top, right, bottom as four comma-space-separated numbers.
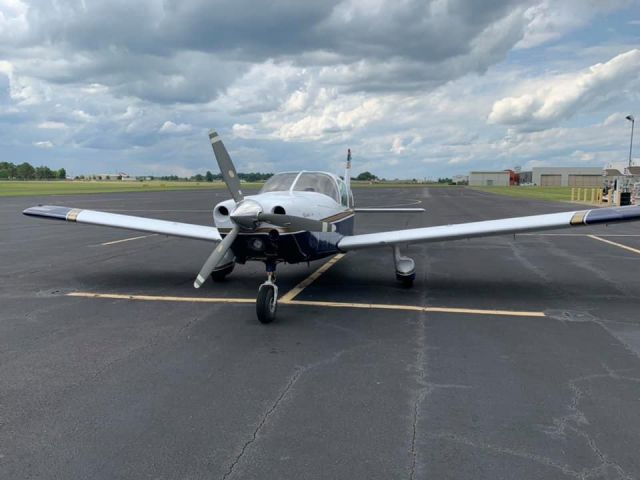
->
23, 205, 71, 220
585, 205, 640, 225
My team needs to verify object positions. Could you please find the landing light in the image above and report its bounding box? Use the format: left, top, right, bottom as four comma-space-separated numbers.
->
250, 238, 265, 251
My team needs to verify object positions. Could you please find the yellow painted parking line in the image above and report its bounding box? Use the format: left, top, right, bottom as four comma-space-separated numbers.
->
100, 234, 158, 246
66, 292, 545, 318
67, 292, 255, 303
587, 235, 640, 255
285, 300, 545, 317
279, 253, 346, 302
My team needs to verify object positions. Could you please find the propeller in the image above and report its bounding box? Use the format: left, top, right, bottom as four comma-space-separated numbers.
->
209, 130, 243, 203
193, 131, 244, 288
194, 130, 337, 288
194, 224, 240, 288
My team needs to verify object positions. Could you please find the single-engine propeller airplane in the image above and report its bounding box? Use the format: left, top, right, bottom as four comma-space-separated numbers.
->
24, 130, 640, 323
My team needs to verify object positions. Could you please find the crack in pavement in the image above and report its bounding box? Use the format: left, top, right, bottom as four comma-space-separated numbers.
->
220, 341, 376, 480
408, 320, 428, 480
541, 366, 638, 480
427, 431, 584, 478
408, 244, 430, 480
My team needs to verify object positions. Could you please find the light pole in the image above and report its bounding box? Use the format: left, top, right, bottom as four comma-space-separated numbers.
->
627, 115, 635, 167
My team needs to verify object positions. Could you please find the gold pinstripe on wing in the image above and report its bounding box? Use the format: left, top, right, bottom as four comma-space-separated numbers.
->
66, 208, 83, 222
570, 210, 589, 226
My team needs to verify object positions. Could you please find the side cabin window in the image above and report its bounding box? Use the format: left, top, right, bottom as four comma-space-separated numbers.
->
337, 178, 349, 207
259, 173, 298, 193
293, 173, 340, 203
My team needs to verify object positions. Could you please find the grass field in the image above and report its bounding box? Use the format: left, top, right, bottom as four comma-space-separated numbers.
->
0, 180, 264, 197
470, 186, 575, 202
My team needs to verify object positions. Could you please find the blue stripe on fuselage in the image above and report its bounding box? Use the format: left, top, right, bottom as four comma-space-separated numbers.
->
230, 213, 353, 264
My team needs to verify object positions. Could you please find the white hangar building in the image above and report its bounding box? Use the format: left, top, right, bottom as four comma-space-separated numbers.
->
531, 167, 604, 187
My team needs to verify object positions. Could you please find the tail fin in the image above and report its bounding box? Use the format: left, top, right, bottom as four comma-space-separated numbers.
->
344, 148, 351, 191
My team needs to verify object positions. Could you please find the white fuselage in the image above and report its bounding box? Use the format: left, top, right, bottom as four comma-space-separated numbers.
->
210, 171, 355, 264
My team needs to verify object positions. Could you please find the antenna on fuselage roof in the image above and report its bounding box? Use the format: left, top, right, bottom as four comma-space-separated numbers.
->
344, 148, 352, 190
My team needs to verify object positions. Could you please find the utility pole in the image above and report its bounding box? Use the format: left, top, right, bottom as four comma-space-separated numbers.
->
626, 115, 635, 168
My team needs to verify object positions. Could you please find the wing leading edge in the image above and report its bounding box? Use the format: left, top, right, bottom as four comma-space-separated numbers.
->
23, 205, 222, 242
338, 205, 640, 251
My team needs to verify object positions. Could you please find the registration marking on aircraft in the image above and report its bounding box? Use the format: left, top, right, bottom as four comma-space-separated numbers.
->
279, 253, 346, 302
65, 292, 545, 318
587, 235, 640, 255
99, 234, 158, 246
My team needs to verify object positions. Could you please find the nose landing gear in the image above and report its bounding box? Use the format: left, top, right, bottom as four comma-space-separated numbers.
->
256, 261, 278, 323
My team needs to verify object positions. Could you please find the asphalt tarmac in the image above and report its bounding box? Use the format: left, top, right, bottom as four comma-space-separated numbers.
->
2, 186, 640, 479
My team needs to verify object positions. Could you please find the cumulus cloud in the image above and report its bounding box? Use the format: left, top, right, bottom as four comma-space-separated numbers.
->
516, 0, 633, 49
232, 123, 256, 139
488, 49, 640, 130
159, 121, 192, 134
71, 109, 94, 122
0, 0, 538, 105
38, 121, 66, 129
0, 0, 638, 178
270, 96, 387, 141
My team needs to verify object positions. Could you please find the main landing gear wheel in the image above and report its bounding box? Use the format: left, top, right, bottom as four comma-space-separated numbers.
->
393, 246, 415, 288
211, 262, 234, 282
256, 283, 277, 324
396, 273, 415, 288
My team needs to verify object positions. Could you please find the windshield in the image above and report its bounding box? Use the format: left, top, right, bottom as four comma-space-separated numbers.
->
293, 172, 340, 202
259, 173, 298, 193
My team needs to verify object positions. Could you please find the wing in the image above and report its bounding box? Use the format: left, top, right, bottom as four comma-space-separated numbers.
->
23, 205, 221, 242
338, 205, 640, 251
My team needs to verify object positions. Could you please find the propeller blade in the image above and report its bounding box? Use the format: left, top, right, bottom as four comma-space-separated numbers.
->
208, 130, 243, 203
194, 225, 240, 288
257, 213, 336, 233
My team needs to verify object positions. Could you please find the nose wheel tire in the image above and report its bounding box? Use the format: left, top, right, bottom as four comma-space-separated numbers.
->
211, 262, 235, 282
256, 284, 277, 324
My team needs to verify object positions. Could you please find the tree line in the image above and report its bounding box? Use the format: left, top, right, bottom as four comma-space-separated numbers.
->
0, 162, 66, 180
190, 171, 273, 182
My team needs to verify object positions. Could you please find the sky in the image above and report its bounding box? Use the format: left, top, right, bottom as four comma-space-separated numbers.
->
0, 0, 639, 179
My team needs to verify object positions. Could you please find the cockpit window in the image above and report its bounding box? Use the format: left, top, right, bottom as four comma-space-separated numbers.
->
293, 172, 340, 202
259, 173, 298, 193
337, 177, 349, 206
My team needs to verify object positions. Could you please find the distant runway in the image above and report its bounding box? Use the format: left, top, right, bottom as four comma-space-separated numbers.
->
2, 186, 640, 479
